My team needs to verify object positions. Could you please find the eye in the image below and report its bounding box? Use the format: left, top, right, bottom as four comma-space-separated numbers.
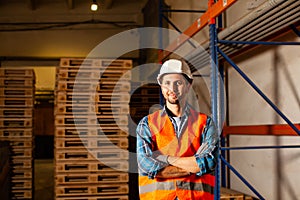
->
175, 80, 183, 86
162, 81, 170, 86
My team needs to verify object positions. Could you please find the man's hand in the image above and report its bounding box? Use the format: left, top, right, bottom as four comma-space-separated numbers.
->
167, 155, 200, 173
156, 165, 190, 178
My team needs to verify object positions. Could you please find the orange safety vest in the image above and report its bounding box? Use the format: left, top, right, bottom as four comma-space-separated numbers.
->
139, 108, 215, 200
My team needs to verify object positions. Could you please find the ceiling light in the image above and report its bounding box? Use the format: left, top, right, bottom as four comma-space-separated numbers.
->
91, 0, 99, 11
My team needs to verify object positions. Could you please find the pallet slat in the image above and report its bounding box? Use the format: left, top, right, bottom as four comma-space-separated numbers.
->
0, 118, 33, 128
0, 108, 33, 118
56, 195, 129, 200
55, 160, 129, 173
56, 172, 128, 185
11, 168, 33, 179
0, 69, 35, 78
0, 98, 34, 107
56, 183, 129, 197
55, 137, 128, 149
12, 159, 33, 169
55, 115, 128, 126
55, 104, 129, 115
1, 138, 33, 148
55, 148, 129, 161
60, 58, 132, 69
11, 179, 33, 190
0, 129, 33, 137
55, 127, 128, 137
10, 148, 33, 159
55, 91, 130, 103
0, 87, 34, 97
56, 81, 99, 91
0, 78, 35, 87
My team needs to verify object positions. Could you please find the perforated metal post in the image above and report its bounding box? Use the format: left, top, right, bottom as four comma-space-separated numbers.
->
208, 10, 220, 199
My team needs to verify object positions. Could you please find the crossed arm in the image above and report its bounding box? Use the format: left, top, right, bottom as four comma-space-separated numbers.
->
156, 156, 198, 178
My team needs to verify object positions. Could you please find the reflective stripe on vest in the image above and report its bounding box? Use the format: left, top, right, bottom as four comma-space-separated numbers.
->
139, 108, 215, 200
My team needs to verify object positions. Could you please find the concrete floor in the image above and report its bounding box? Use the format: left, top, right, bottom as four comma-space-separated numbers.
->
34, 159, 54, 200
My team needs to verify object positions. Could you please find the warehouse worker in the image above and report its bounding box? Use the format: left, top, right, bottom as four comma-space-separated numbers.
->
136, 59, 219, 200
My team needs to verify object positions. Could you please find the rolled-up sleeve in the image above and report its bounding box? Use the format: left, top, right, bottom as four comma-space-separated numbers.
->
136, 116, 168, 179
194, 117, 219, 176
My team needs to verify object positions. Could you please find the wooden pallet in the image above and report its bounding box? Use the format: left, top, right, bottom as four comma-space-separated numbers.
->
55, 127, 128, 138
56, 81, 99, 91
56, 172, 129, 185
100, 59, 132, 69
97, 105, 129, 116
0, 128, 33, 137
96, 92, 130, 103
5, 138, 33, 149
55, 104, 96, 115
55, 160, 129, 173
0, 69, 35, 78
0, 108, 33, 118
57, 68, 131, 81
1, 138, 33, 149
99, 81, 131, 92
11, 179, 32, 190
60, 58, 132, 69
0, 78, 35, 87
221, 187, 247, 200
55, 92, 130, 105
11, 168, 33, 179
55, 148, 129, 161
55, 137, 128, 149
55, 183, 129, 197
57, 69, 101, 80
12, 159, 33, 169
11, 189, 33, 199
0, 98, 34, 107
0, 118, 33, 128
0, 87, 34, 97
55, 115, 128, 126
10, 148, 33, 159
56, 195, 129, 200
101, 69, 131, 80
55, 104, 129, 115
56, 91, 97, 102
60, 58, 103, 68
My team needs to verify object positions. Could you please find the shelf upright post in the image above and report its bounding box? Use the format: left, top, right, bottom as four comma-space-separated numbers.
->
208, 0, 220, 199
158, 0, 165, 106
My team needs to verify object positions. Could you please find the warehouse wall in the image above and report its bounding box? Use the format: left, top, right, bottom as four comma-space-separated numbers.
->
0, 1, 143, 59
0, 29, 133, 58
228, 32, 300, 200
226, 1, 300, 200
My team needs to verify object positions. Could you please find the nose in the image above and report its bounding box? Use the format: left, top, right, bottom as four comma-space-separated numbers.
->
169, 82, 178, 92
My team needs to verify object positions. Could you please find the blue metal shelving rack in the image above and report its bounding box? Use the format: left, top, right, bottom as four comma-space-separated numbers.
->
158, 0, 300, 199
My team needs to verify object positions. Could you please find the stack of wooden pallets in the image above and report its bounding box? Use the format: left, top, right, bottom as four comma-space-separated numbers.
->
0, 68, 35, 200
130, 82, 160, 125
55, 58, 132, 200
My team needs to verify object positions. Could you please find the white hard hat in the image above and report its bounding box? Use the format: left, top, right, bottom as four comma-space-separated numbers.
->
157, 59, 193, 85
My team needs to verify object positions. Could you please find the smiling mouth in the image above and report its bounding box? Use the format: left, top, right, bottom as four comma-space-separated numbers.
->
169, 93, 178, 99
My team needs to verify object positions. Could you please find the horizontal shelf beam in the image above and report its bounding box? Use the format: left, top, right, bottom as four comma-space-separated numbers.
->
158, 0, 237, 61
223, 124, 300, 136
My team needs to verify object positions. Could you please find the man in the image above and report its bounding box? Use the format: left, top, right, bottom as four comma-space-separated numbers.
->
136, 59, 219, 200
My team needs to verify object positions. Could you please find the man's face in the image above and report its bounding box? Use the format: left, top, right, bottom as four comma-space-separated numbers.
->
160, 73, 190, 105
